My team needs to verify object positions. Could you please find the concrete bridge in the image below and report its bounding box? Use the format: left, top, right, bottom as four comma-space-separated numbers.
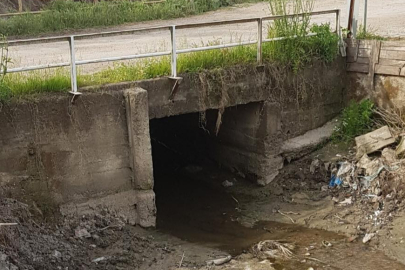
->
0, 58, 346, 227
0, 10, 349, 227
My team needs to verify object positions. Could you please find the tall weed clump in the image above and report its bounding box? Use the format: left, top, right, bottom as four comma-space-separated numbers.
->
0, 35, 11, 101
265, 0, 338, 71
332, 99, 374, 142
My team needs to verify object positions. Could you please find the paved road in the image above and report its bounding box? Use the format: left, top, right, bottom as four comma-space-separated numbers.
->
7, 0, 405, 74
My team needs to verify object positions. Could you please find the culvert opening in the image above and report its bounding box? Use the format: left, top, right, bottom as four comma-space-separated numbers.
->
150, 109, 255, 252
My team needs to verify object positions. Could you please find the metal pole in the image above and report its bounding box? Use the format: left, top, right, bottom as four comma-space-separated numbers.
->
68, 36, 78, 93
347, 0, 355, 38
257, 18, 263, 65
364, 0, 368, 33
170, 26, 177, 78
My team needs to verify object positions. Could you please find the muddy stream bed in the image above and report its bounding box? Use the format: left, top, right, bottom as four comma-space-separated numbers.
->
154, 160, 405, 270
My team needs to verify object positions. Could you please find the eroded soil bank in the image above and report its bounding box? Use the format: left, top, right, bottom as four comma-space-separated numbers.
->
2, 139, 405, 270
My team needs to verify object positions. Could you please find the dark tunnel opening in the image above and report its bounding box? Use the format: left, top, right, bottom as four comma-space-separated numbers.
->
149, 109, 255, 253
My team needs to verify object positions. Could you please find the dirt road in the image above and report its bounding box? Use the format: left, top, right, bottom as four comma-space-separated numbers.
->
8, 0, 405, 73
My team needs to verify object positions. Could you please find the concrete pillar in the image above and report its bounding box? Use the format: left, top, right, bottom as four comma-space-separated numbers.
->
124, 88, 154, 190
124, 88, 156, 227
209, 101, 283, 186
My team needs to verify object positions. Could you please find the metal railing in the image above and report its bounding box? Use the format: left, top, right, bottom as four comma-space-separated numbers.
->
3, 9, 340, 95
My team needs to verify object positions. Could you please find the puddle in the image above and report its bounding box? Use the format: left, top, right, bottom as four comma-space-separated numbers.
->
154, 164, 405, 270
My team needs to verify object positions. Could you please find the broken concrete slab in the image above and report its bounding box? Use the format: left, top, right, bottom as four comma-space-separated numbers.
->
355, 126, 395, 159
281, 118, 339, 161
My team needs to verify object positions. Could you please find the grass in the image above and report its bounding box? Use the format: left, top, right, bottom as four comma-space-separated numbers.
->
332, 99, 374, 142
0, 23, 339, 101
356, 25, 386, 41
0, 0, 262, 37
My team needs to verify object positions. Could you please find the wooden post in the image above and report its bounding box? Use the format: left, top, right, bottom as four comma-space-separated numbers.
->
18, 0, 23, 12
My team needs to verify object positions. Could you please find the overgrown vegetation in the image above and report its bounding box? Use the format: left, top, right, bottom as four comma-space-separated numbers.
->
266, 0, 339, 71
332, 99, 374, 142
356, 25, 385, 41
0, 0, 261, 37
0, 0, 341, 101
0, 35, 10, 101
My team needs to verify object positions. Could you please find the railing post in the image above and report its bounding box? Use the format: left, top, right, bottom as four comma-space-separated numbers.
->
257, 18, 263, 65
170, 26, 177, 78
68, 36, 78, 94
335, 9, 340, 34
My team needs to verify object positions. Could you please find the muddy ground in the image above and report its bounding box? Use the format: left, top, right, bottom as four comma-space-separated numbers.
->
1, 140, 405, 270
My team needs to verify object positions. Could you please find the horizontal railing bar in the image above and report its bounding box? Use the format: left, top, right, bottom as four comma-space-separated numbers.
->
5, 9, 338, 47
0, 11, 44, 18
262, 32, 317, 43
76, 51, 171, 65
5, 62, 71, 73
177, 40, 257, 54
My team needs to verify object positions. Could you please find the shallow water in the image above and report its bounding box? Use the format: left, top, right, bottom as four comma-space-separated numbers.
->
154, 164, 405, 270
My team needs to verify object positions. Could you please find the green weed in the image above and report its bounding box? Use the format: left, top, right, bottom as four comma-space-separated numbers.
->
332, 99, 374, 142
266, 0, 338, 71
0, 0, 263, 37
356, 25, 385, 41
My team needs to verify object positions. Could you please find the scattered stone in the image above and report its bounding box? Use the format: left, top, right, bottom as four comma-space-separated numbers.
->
347, 236, 358, 243
222, 180, 234, 188
53, 250, 62, 258
75, 227, 91, 238
310, 159, 321, 174
92, 257, 107, 263
362, 233, 375, 244
339, 197, 353, 206
321, 185, 329, 192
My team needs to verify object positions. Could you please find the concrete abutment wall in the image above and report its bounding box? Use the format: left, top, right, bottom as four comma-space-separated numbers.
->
0, 60, 347, 226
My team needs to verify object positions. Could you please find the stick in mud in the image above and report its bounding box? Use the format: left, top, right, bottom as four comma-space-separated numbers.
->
179, 252, 185, 268
278, 210, 296, 223
0, 223, 18, 226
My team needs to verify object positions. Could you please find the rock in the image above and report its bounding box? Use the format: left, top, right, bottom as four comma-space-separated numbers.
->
222, 180, 234, 188
92, 257, 107, 263
310, 159, 320, 174
339, 197, 353, 205
321, 185, 329, 192
0, 252, 7, 261
53, 250, 62, 258
362, 233, 375, 243
75, 227, 91, 238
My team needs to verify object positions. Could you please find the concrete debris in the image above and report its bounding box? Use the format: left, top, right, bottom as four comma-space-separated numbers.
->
362, 233, 375, 244
355, 126, 395, 159
74, 227, 91, 238
222, 180, 234, 188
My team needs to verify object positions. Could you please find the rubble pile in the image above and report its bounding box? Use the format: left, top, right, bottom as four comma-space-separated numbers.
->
312, 126, 405, 241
